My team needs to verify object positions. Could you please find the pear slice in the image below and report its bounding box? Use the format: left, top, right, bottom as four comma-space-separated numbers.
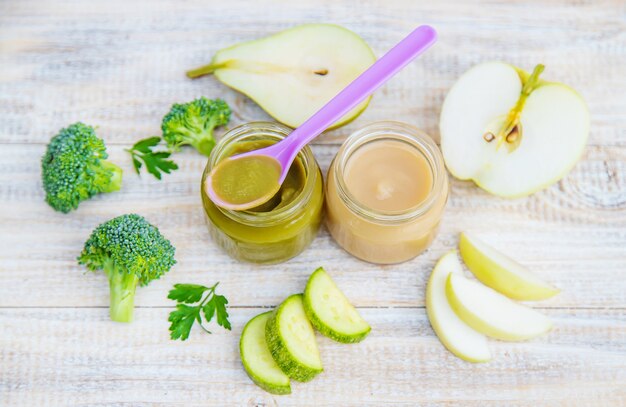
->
188, 24, 376, 129
426, 251, 491, 362
459, 232, 559, 301
445, 273, 552, 341
440, 62, 589, 197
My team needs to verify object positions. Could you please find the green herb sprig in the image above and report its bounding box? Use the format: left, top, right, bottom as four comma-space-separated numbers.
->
126, 136, 178, 180
167, 282, 231, 341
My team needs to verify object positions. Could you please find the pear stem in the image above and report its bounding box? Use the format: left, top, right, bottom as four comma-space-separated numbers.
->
186, 62, 228, 79
495, 64, 545, 151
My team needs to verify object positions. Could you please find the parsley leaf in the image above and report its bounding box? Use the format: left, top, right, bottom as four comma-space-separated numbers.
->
126, 136, 178, 180
168, 304, 200, 341
167, 282, 231, 341
168, 284, 209, 304
203, 299, 216, 323
212, 294, 231, 330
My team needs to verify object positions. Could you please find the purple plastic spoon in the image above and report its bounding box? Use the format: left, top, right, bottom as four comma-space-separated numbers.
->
206, 25, 437, 210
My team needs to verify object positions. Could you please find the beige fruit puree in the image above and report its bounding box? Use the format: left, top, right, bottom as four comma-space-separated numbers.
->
325, 122, 448, 264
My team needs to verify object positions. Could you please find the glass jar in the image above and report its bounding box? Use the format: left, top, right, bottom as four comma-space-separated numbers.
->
325, 121, 449, 264
201, 122, 324, 264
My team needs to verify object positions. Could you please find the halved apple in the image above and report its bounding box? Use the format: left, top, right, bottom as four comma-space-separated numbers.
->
459, 232, 559, 300
440, 62, 589, 197
187, 24, 376, 128
426, 251, 491, 362
445, 273, 552, 341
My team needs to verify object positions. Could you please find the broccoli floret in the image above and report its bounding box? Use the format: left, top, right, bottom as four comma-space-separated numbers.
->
78, 214, 176, 322
161, 97, 231, 156
41, 122, 123, 213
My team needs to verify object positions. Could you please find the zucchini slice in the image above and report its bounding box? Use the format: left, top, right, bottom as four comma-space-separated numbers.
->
303, 267, 371, 343
265, 294, 323, 382
240, 311, 291, 395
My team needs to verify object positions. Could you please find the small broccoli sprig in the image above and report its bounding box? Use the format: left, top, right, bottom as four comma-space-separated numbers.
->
78, 214, 176, 323
42, 122, 123, 213
161, 97, 231, 156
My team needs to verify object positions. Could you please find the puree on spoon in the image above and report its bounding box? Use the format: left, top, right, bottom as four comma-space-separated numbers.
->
205, 139, 306, 213
208, 154, 282, 210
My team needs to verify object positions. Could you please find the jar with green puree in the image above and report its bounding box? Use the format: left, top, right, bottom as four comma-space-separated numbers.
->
201, 122, 324, 263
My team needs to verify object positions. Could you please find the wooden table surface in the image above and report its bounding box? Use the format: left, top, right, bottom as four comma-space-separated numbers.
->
1, 0, 625, 405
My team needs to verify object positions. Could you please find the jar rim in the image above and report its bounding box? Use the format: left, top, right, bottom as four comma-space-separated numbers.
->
204, 121, 318, 226
333, 121, 447, 224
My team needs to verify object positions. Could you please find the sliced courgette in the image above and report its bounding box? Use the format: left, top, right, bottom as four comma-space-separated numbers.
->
303, 267, 371, 343
265, 294, 323, 382
240, 311, 291, 395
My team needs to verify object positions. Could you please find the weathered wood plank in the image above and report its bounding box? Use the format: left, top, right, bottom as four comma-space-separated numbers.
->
1, 308, 624, 406
0, 144, 624, 308
1, 0, 624, 146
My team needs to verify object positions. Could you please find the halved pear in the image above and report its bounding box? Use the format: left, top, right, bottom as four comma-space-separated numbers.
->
426, 251, 491, 362
445, 273, 552, 341
440, 62, 589, 197
459, 232, 559, 301
187, 24, 376, 129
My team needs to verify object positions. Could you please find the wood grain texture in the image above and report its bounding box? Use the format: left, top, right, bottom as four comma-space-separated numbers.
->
1, 308, 625, 406
0, 0, 625, 405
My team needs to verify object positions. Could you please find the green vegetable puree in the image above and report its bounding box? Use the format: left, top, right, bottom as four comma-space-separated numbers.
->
210, 154, 282, 208
201, 138, 323, 264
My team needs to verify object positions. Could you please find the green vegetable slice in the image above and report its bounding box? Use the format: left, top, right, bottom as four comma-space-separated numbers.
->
265, 294, 323, 382
240, 312, 291, 395
303, 267, 371, 343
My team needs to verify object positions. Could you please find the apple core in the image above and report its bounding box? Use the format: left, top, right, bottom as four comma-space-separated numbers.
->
488, 64, 544, 153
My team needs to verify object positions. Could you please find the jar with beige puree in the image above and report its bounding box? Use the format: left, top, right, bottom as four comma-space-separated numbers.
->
325, 122, 448, 264
201, 122, 324, 264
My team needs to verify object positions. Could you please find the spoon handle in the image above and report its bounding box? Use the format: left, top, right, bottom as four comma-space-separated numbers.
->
277, 25, 437, 165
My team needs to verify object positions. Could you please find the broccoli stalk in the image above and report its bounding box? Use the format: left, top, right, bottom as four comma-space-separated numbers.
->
161, 97, 231, 157
106, 258, 139, 322
100, 160, 124, 192
78, 214, 176, 323
195, 135, 215, 157
42, 122, 123, 213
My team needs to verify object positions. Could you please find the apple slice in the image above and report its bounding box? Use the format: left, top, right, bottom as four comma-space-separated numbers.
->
426, 251, 491, 362
440, 62, 589, 197
459, 232, 559, 300
187, 24, 376, 129
445, 273, 552, 341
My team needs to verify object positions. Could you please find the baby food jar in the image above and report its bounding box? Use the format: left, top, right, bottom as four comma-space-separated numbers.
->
325, 121, 448, 264
201, 122, 324, 264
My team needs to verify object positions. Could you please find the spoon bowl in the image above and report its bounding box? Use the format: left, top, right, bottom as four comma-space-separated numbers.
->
206, 152, 282, 211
